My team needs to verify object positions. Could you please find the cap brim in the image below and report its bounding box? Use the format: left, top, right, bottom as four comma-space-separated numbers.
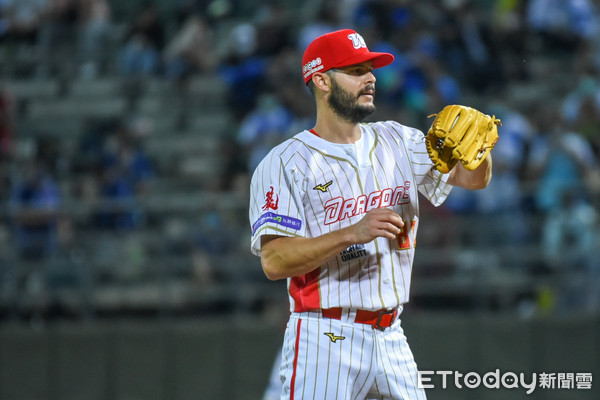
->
335, 51, 395, 70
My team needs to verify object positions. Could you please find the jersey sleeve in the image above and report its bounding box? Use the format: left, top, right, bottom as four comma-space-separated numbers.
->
389, 121, 453, 207
248, 148, 307, 256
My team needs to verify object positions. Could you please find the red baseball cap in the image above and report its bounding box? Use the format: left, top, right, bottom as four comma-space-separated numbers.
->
301, 29, 394, 85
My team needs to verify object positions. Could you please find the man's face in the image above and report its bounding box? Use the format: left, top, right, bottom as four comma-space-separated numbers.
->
327, 62, 376, 124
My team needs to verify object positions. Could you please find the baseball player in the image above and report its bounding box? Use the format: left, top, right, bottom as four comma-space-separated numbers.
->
249, 29, 495, 400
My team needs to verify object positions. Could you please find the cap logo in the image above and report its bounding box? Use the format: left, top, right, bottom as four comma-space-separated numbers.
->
348, 33, 367, 49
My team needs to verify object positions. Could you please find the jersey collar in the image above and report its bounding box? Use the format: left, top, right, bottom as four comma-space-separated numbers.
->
294, 125, 375, 167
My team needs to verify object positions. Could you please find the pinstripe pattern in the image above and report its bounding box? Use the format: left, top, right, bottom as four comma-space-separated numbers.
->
280, 311, 427, 400
249, 121, 452, 311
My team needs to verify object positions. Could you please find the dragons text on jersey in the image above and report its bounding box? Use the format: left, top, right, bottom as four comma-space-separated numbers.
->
324, 182, 411, 225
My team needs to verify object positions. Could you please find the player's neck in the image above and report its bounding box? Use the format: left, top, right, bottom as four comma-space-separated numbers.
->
313, 115, 362, 144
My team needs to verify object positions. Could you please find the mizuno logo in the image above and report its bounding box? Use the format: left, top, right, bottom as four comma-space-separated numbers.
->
314, 181, 333, 192
324, 332, 345, 343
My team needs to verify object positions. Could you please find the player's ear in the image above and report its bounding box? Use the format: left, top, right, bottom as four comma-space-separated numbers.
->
312, 72, 331, 93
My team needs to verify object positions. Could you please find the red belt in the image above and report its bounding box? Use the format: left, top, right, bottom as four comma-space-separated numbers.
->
320, 307, 399, 331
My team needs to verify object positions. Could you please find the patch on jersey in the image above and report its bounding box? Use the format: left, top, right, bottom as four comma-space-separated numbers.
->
324, 181, 411, 225
252, 212, 302, 234
338, 244, 368, 262
262, 186, 279, 211
324, 332, 345, 343
313, 181, 333, 193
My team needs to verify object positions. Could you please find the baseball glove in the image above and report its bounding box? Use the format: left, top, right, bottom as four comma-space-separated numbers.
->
426, 105, 501, 173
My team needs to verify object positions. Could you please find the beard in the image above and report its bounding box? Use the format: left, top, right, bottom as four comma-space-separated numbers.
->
328, 76, 376, 124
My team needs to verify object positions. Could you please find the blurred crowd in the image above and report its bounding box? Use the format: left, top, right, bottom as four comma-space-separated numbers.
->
1, 0, 600, 318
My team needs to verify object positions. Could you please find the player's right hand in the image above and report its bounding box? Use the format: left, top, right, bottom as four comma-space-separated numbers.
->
352, 208, 404, 243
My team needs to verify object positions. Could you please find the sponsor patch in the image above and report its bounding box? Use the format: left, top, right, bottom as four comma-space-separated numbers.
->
338, 244, 369, 262
303, 64, 324, 78
252, 212, 302, 234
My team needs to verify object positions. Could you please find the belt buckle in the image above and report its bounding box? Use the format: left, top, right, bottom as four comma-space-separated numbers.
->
374, 308, 396, 331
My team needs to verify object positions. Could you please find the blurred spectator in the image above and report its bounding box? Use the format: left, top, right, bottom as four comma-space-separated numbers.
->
118, 1, 165, 78
77, 0, 111, 79
0, 78, 15, 160
163, 13, 215, 83
92, 120, 154, 232
162, 12, 216, 129
253, 4, 292, 58
34, 135, 66, 179
542, 189, 598, 311
189, 210, 238, 285
263, 49, 314, 133
237, 92, 295, 173
527, 0, 598, 52
35, 0, 80, 78
0, 80, 14, 204
72, 116, 116, 174
561, 63, 600, 146
351, 0, 414, 41
297, 0, 343, 52
422, 58, 461, 114
437, 0, 505, 93
487, 101, 535, 180
214, 4, 291, 118
2, 0, 49, 45
0, 2, 8, 39
218, 22, 266, 120
527, 125, 598, 214
8, 158, 61, 260
542, 190, 596, 267
492, 0, 530, 82
192, 211, 235, 257
104, 119, 154, 194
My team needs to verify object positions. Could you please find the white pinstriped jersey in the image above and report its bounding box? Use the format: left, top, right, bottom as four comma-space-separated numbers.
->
249, 120, 452, 312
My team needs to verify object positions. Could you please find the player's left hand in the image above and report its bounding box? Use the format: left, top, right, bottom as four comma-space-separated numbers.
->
426, 105, 501, 173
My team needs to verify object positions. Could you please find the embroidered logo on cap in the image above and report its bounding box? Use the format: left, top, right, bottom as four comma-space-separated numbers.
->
348, 33, 367, 49
303, 57, 323, 79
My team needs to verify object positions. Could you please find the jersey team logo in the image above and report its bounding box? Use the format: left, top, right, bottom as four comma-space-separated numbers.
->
324, 182, 411, 225
262, 186, 279, 211
313, 181, 333, 193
